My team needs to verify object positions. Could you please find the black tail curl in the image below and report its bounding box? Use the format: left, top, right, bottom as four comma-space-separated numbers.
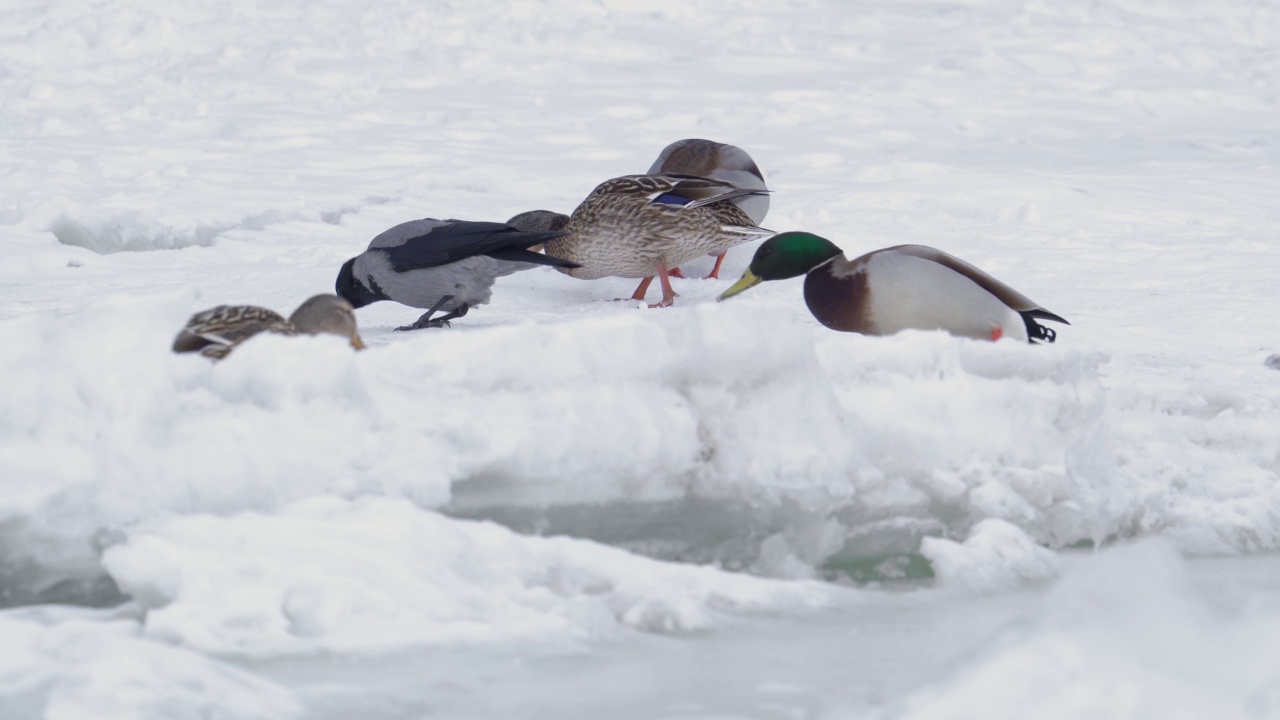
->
1020, 309, 1069, 344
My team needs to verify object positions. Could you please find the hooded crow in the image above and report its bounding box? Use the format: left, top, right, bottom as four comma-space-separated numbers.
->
335, 218, 577, 330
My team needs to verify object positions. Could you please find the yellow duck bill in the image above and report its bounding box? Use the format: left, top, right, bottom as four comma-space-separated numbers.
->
717, 269, 763, 301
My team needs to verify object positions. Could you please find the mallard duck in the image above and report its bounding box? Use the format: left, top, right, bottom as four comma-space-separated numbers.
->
718, 232, 1067, 343
173, 294, 365, 360
544, 174, 774, 307
505, 210, 569, 234
646, 139, 770, 280
335, 218, 578, 330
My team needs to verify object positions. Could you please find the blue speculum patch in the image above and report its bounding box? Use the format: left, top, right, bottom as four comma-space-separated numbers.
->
651, 193, 691, 206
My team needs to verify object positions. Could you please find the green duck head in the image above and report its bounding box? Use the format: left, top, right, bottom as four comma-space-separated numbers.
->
718, 232, 845, 301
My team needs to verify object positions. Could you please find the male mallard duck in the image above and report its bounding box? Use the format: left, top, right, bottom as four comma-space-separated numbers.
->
545, 174, 774, 307
335, 218, 578, 330
719, 232, 1067, 343
173, 294, 365, 360
646, 139, 770, 280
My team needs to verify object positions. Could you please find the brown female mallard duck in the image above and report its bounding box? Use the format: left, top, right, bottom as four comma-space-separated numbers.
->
173, 294, 365, 359
646, 139, 770, 280
719, 232, 1067, 343
544, 174, 774, 307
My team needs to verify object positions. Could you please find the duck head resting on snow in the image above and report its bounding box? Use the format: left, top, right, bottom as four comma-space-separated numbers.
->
645, 138, 770, 280
335, 218, 579, 331
542, 173, 775, 308
718, 232, 1067, 343
173, 293, 365, 360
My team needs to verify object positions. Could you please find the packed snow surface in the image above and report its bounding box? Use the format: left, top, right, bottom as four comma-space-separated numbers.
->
3, 0, 1279, 717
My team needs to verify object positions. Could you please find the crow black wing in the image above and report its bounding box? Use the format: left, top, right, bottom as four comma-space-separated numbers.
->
378, 220, 568, 273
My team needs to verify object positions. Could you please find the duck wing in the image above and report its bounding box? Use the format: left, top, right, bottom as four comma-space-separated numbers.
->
172, 305, 293, 354
883, 246, 1053, 313
886, 245, 1068, 341
373, 219, 570, 273
649, 174, 771, 211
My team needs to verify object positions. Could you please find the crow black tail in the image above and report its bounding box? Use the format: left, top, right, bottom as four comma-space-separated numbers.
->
507, 229, 568, 249
486, 247, 580, 269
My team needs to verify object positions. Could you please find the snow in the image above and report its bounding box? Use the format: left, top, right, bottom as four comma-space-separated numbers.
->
885, 542, 1280, 720
920, 519, 1060, 592
3, 0, 1280, 716
100, 496, 841, 656
0, 607, 302, 720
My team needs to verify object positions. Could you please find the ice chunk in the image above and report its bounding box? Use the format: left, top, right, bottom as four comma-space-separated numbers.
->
101, 497, 845, 656
0, 607, 301, 720
920, 519, 1060, 593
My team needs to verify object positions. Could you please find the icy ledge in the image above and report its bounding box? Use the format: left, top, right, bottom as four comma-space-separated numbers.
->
100, 496, 846, 656
0, 607, 303, 720
1, 294, 1278, 602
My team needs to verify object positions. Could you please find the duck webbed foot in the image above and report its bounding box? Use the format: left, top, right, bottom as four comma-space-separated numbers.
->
647, 262, 678, 308
670, 252, 728, 280
616, 276, 678, 303
704, 252, 727, 279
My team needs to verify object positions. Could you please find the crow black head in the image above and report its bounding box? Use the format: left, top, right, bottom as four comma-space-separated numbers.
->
335, 257, 387, 309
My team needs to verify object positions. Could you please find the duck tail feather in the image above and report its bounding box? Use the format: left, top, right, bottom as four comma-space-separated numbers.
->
680, 187, 770, 211
1024, 308, 1070, 326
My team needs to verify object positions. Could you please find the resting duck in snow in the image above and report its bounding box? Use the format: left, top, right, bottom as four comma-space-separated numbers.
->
718, 232, 1068, 343
335, 219, 578, 330
645, 138, 771, 280
173, 294, 365, 360
542, 174, 775, 308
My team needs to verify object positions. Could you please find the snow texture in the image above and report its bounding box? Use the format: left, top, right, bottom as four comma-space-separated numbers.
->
885, 541, 1280, 720
100, 496, 842, 656
3, 0, 1280, 716
920, 519, 1060, 593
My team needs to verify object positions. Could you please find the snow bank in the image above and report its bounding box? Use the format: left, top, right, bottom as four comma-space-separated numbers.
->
3, 288, 1279, 603
100, 496, 842, 656
0, 295, 441, 602
812, 330, 1280, 563
49, 211, 224, 254
0, 607, 301, 720
920, 520, 1059, 593
884, 541, 1280, 720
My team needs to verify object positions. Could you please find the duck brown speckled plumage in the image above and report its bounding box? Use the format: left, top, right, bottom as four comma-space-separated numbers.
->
173, 294, 365, 360
544, 173, 774, 307
645, 139, 770, 280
